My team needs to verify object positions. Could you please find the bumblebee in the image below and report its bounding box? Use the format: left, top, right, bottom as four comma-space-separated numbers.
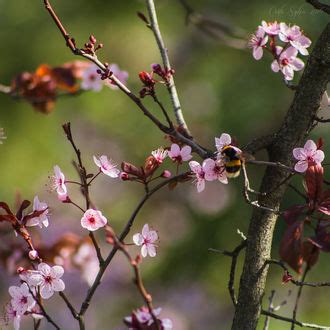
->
221, 145, 243, 178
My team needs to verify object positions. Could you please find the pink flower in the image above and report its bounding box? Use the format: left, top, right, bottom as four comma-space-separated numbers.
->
8, 283, 35, 316
0, 127, 7, 144
32, 263, 65, 299
293, 140, 325, 173
133, 224, 158, 258
161, 170, 172, 178
124, 306, 173, 329
261, 21, 280, 35
5, 303, 21, 330
81, 209, 108, 231
93, 155, 120, 178
52, 165, 67, 198
203, 158, 228, 184
215, 133, 232, 152
189, 161, 206, 193
271, 46, 304, 81
279, 23, 311, 55
151, 148, 168, 164
105, 64, 129, 90
26, 196, 49, 228
168, 143, 192, 163
28, 250, 38, 260
248, 26, 268, 60
81, 64, 103, 91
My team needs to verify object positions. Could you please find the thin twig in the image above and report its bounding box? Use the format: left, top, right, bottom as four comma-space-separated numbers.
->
146, 0, 190, 135
263, 290, 275, 330
261, 310, 330, 329
209, 239, 247, 306
291, 267, 310, 330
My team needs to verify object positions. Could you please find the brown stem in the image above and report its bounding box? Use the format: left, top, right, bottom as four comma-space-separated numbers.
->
232, 23, 330, 330
307, 0, 330, 14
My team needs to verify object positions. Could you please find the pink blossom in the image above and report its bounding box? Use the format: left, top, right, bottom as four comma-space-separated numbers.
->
189, 160, 206, 193
8, 283, 35, 316
203, 158, 228, 184
215, 133, 232, 152
151, 148, 168, 164
133, 224, 158, 258
32, 263, 65, 299
124, 306, 173, 329
279, 23, 311, 55
293, 140, 325, 173
104, 63, 129, 90
5, 303, 21, 330
161, 170, 172, 178
271, 46, 304, 81
52, 165, 67, 198
26, 196, 49, 228
81, 64, 103, 91
261, 21, 280, 35
168, 144, 192, 163
248, 26, 268, 60
81, 209, 108, 231
93, 155, 120, 178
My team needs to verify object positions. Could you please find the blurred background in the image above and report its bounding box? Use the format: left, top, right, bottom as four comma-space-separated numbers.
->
0, 0, 328, 329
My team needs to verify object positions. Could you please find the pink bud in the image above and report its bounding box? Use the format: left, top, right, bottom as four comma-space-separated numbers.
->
17, 266, 25, 274
120, 172, 130, 181
28, 250, 38, 260
161, 170, 171, 178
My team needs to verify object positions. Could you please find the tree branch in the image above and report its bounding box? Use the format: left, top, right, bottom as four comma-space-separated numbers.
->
307, 0, 330, 14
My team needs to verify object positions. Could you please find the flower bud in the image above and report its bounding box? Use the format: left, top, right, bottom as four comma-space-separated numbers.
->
29, 250, 38, 260
120, 172, 130, 181
161, 170, 171, 178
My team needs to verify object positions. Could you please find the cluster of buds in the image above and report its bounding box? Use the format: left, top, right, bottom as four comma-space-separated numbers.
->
96, 62, 113, 80
139, 64, 174, 98
82, 35, 103, 55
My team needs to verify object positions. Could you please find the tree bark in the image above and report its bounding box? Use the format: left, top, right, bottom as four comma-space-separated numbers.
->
232, 23, 330, 330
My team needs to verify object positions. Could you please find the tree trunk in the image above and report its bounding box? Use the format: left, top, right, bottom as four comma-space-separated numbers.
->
232, 23, 330, 330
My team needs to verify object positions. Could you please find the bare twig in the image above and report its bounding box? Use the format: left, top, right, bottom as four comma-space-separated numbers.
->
291, 267, 310, 330
146, 0, 190, 135
209, 239, 247, 306
261, 310, 330, 329
263, 290, 275, 330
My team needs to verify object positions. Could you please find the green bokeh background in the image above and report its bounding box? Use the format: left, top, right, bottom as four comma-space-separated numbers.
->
0, 0, 329, 329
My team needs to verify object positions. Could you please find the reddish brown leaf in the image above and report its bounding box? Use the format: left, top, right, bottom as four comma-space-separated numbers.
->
16, 200, 31, 220
283, 204, 306, 225
305, 165, 324, 207
302, 241, 319, 268
279, 221, 304, 273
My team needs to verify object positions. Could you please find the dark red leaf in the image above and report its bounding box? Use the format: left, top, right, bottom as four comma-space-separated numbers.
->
283, 204, 306, 225
0, 202, 14, 215
305, 165, 324, 206
279, 221, 304, 273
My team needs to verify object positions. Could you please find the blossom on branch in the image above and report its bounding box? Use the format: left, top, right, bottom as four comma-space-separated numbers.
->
248, 26, 268, 60
52, 165, 68, 199
124, 306, 173, 329
293, 139, 325, 173
5, 302, 21, 330
133, 224, 158, 258
25, 196, 49, 228
30, 263, 65, 299
81, 209, 108, 231
8, 283, 35, 316
215, 133, 232, 152
189, 160, 206, 193
151, 148, 168, 164
168, 143, 192, 163
203, 158, 228, 184
271, 47, 305, 81
93, 155, 120, 178
81, 64, 103, 91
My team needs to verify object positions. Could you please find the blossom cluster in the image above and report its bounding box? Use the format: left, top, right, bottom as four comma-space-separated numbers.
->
248, 21, 311, 81
6, 263, 65, 329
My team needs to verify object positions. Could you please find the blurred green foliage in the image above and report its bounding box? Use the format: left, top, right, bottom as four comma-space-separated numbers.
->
0, 0, 328, 329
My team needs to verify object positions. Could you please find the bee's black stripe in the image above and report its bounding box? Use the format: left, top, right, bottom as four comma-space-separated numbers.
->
225, 165, 241, 173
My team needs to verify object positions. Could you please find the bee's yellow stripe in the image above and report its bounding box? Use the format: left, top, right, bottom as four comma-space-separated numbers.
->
225, 159, 241, 167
